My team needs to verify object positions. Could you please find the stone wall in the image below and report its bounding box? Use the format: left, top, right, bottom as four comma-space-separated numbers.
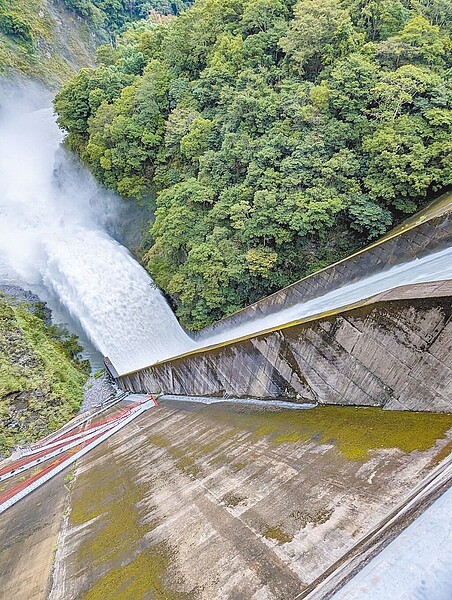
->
117, 281, 452, 412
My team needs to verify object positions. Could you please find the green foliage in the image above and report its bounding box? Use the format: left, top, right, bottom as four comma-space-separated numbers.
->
62, 0, 193, 38
0, 11, 32, 44
55, 0, 452, 329
0, 0, 191, 86
0, 0, 96, 86
0, 296, 88, 457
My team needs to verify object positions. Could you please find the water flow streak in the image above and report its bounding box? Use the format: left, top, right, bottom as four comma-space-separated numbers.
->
0, 87, 195, 375
198, 246, 452, 350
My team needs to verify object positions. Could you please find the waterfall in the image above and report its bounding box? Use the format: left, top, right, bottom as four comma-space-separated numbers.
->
0, 85, 195, 375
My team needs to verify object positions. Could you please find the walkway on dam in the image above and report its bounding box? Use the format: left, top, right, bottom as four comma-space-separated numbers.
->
331, 485, 452, 600
0, 394, 156, 514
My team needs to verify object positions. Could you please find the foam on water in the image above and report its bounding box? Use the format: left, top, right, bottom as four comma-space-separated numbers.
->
0, 87, 195, 375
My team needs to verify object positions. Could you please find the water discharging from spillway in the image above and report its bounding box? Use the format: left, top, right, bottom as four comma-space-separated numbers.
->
1, 85, 451, 377
200, 244, 452, 349
0, 86, 195, 375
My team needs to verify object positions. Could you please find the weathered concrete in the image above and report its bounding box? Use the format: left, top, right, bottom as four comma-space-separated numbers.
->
46, 401, 452, 600
0, 474, 67, 600
330, 483, 452, 600
118, 282, 452, 412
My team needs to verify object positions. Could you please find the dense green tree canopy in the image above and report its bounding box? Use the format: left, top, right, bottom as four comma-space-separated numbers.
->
55, 0, 452, 329
62, 0, 192, 38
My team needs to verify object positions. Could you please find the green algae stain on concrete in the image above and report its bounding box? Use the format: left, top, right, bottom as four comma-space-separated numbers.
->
81, 547, 184, 600
69, 453, 193, 600
204, 405, 452, 460
264, 527, 293, 544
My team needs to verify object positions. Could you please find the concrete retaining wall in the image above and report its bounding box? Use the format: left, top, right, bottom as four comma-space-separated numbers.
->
118, 281, 452, 412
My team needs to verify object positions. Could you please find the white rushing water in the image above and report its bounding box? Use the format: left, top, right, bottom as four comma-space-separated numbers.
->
199, 245, 452, 349
0, 85, 450, 377
0, 86, 195, 375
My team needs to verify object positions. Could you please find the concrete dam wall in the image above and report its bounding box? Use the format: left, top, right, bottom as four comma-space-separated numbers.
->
115, 194, 452, 412
118, 281, 452, 412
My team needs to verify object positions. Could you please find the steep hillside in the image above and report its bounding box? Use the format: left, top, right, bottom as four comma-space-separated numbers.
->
0, 293, 88, 457
0, 0, 97, 86
54, 0, 452, 329
0, 0, 192, 86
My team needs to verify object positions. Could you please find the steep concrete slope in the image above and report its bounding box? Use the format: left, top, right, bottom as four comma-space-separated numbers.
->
43, 401, 452, 599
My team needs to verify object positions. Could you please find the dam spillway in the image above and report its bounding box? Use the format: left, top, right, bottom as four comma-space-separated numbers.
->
115, 194, 452, 412
1, 86, 451, 407
0, 87, 195, 375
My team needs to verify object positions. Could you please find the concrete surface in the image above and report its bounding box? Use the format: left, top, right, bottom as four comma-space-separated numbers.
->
47, 401, 452, 600
0, 474, 67, 600
115, 193, 452, 413
330, 484, 452, 600
118, 291, 452, 412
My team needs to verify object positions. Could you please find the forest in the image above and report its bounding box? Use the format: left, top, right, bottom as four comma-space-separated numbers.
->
55, 0, 452, 329
62, 0, 192, 37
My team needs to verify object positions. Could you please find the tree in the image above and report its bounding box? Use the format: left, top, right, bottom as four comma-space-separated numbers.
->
281, 0, 357, 77
55, 0, 452, 329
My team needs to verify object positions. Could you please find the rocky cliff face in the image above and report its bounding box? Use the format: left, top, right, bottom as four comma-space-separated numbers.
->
0, 292, 87, 457
0, 0, 96, 87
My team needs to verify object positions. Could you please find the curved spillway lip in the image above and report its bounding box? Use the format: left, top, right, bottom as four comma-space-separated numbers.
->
118, 278, 452, 376
115, 190, 452, 378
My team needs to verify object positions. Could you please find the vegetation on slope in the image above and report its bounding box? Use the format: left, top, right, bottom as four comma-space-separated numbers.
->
0, 0, 96, 85
0, 0, 191, 85
55, 0, 452, 329
0, 294, 89, 457
62, 0, 192, 38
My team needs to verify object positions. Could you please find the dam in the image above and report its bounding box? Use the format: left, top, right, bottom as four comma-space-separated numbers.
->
113, 193, 452, 413
1, 88, 451, 412
1, 88, 452, 600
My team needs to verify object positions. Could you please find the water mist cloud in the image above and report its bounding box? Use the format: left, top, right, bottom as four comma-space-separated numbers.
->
0, 83, 195, 374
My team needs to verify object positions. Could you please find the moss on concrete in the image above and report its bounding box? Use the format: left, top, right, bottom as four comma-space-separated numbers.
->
264, 527, 293, 544
222, 492, 246, 508
81, 547, 182, 600
147, 433, 171, 448
428, 440, 452, 468
70, 451, 193, 600
202, 405, 452, 460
